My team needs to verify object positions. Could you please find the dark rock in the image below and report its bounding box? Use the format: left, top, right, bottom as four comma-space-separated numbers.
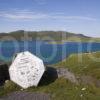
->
43, 66, 78, 85
39, 67, 58, 86
0, 63, 10, 86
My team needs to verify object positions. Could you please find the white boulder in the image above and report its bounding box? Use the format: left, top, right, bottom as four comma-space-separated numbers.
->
9, 51, 45, 89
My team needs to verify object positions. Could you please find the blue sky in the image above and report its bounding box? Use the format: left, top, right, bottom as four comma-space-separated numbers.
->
0, 0, 100, 37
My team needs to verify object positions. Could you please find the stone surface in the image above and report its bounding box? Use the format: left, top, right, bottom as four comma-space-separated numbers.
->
46, 66, 78, 84
0, 63, 10, 86
9, 51, 45, 89
80, 75, 100, 87
0, 91, 50, 100
56, 68, 78, 84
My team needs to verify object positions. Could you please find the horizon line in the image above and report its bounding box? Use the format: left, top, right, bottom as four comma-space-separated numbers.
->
0, 29, 98, 38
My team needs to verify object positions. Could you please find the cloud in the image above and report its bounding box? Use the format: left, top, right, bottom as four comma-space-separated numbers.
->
2, 13, 48, 20
0, 10, 48, 20
51, 15, 96, 21
0, 10, 97, 21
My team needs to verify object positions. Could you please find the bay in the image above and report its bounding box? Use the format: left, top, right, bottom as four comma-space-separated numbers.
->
0, 41, 100, 64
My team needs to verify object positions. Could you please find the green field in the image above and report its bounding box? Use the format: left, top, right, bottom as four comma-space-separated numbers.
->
0, 78, 100, 100
0, 52, 100, 100
55, 51, 100, 79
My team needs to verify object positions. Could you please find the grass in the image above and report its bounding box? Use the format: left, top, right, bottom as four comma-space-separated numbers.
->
55, 51, 100, 79
0, 80, 20, 97
66, 37, 100, 42
0, 52, 100, 100
46, 37, 100, 44
0, 78, 100, 100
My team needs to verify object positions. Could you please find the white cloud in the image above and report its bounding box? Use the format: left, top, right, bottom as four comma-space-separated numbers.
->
51, 16, 96, 21
0, 10, 48, 20
0, 10, 97, 21
2, 13, 48, 20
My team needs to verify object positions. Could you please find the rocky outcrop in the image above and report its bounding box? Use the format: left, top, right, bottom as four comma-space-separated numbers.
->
45, 67, 78, 85
0, 63, 79, 86
0, 91, 50, 100
79, 75, 100, 87
56, 68, 79, 84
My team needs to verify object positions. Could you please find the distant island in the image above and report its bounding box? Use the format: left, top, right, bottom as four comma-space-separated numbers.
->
0, 30, 100, 43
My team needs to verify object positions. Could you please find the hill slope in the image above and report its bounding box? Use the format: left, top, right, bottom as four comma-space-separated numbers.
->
0, 52, 100, 99
55, 52, 100, 79
0, 30, 100, 42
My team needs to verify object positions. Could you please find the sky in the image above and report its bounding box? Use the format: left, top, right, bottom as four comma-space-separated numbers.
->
0, 0, 100, 37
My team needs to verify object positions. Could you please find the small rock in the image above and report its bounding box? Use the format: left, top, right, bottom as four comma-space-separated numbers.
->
5, 80, 9, 84
20, 89, 24, 91
81, 88, 86, 91
80, 94, 83, 97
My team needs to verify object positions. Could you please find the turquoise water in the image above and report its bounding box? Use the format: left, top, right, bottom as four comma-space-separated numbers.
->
0, 41, 100, 64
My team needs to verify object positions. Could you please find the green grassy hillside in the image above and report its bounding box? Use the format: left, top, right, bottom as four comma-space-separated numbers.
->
0, 78, 100, 100
0, 52, 100, 100
0, 30, 100, 42
55, 52, 100, 79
